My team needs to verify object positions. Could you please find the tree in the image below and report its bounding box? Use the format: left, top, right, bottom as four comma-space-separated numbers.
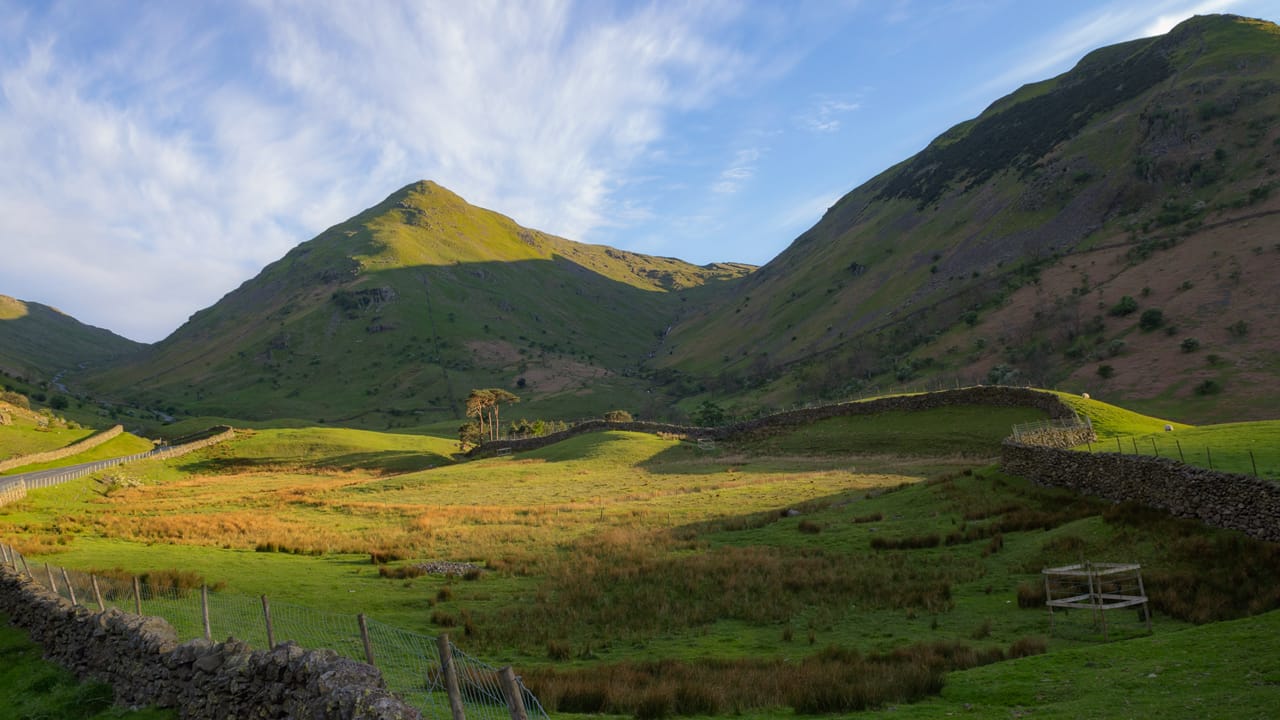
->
465, 388, 521, 441
603, 410, 633, 422
693, 400, 726, 427
458, 421, 483, 451
486, 389, 520, 440
1139, 308, 1164, 331
465, 389, 494, 440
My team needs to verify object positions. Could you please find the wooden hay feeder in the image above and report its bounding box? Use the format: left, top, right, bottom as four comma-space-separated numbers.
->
1042, 561, 1151, 640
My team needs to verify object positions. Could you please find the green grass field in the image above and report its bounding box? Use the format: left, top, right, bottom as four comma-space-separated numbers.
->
1074, 419, 1280, 480
3, 391, 1278, 717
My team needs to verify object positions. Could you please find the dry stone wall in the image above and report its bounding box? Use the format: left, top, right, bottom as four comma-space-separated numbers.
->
0, 424, 125, 471
0, 565, 420, 719
1002, 441, 1280, 543
470, 386, 1079, 458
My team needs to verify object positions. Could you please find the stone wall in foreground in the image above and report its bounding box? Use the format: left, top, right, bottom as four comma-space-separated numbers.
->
1001, 440, 1280, 543
0, 566, 419, 719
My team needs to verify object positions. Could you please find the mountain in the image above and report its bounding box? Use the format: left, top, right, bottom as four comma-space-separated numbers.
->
83, 181, 751, 424
658, 14, 1280, 422
0, 294, 143, 382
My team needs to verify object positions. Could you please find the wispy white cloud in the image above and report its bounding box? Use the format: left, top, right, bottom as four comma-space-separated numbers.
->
258, 0, 749, 240
796, 98, 860, 133
712, 147, 762, 194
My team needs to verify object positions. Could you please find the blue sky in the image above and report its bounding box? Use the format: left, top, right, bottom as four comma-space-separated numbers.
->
1, 0, 1276, 343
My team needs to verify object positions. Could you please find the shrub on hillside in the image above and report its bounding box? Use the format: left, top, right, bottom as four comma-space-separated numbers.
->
1109, 296, 1139, 316
1180, 337, 1200, 353
1139, 308, 1164, 331
602, 410, 633, 422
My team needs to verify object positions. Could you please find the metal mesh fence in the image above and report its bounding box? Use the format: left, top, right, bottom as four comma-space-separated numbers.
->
1, 545, 546, 720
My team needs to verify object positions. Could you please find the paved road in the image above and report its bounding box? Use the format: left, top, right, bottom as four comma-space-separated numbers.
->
0, 447, 166, 491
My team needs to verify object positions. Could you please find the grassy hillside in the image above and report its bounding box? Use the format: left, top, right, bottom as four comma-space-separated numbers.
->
84, 181, 750, 426
0, 294, 143, 383
659, 14, 1280, 423
5, 394, 1278, 716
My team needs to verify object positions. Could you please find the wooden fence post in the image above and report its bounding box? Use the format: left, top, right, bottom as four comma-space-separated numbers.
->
19, 554, 30, 578
45, 564, 57, 594
61, 567, 78, 606
1250, 450, 1258, 477
1176, 439, 1184, 463
91, 575, 106, 612
358, 614, 376, 667
261, 595, 275, 648
201, 585, 212, 641
437, 634, 467, 720
133, 576, 142, 615
0, 543, 9, 565
499, 666, 529, 720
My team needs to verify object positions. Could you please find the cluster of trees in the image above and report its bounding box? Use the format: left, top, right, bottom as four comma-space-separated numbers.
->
458, 388, 523, 449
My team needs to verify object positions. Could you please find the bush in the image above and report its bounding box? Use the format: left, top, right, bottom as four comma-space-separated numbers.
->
602, 410, 633, 422
1180, 337, 1200, 353
1194, 379, 1222, 396
1016, 581, 1046, 608
1139, 308, 1164, 331
1109, 296, 1138, 316
1227, 320, 1249, 337
1096, 364, 1115, 379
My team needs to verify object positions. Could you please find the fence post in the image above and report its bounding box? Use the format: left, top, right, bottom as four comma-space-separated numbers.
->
1131, 438, 1139, 455
0, 543, 9, 565
61, 567, 78, 606
1250, 450, 1258, 478
261, 595, 276, 648
19, 554, 30, 578
499, 666, 530, 720
1207, 447, 1213, 470
358, 614, 376, 667
91, 575, 106, 612
1116, 437, 1122, 453
1176, 440, 1184, 463
45, 564, 57, 594
1150, 438, 1159, 457
201, 585, 212, 641
133, 576, 142, 615
437, 634, 467, 720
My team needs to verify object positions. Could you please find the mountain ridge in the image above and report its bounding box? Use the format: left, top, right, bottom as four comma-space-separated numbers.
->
655, 13, 1280, 422
78, 180, 752, 423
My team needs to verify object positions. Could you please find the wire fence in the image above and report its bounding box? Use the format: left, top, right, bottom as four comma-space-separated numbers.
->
1083, 434, 1278, 481
0, 544, 547, 720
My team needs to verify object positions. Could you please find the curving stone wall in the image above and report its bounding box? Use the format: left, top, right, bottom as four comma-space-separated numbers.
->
0, 424, 125, 471
1001, 440, 1280, 543
0, 566, 420, 719
469, 386, 1078, 458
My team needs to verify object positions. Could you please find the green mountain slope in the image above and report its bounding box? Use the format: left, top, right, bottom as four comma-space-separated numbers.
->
85, 181, 751, 424
0, 295, 144, 382
659, 14, 1280, 421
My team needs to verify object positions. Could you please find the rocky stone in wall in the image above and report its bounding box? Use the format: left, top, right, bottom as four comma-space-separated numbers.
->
0, 566, 421, 719
1001, 440, 1280, 543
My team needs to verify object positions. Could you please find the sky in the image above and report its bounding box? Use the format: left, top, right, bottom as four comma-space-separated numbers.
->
2, 0, 1276, 343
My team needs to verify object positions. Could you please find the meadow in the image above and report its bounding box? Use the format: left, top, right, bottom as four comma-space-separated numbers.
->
2, 393, 1279, 716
